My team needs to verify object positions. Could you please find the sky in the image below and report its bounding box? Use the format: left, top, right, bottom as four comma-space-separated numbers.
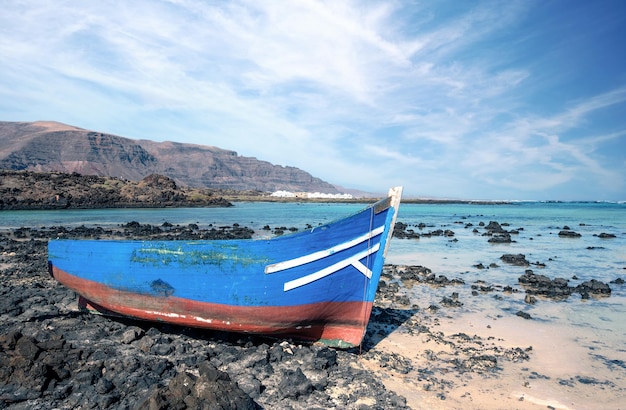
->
1, 1, 625, 201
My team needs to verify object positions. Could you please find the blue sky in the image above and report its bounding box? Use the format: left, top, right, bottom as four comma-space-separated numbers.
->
1, 1, 625, 200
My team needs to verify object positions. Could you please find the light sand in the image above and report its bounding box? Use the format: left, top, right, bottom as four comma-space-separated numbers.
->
357, 297, 626, 409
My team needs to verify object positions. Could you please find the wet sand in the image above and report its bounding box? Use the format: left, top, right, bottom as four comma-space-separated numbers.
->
361, 263, 626, 409
362, 314, 625, 409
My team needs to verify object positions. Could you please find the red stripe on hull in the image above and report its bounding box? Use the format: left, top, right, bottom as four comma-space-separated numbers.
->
50, 265, 373, 347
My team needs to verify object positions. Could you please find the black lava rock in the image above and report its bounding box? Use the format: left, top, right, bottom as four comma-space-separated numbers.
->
500, 254, 530, 266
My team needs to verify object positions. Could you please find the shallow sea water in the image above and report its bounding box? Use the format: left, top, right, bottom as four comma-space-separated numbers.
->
388, 202, 626, 408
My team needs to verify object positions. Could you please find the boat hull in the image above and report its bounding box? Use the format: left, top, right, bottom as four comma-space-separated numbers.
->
48, 187, 402, 347
50, 266, 374, 347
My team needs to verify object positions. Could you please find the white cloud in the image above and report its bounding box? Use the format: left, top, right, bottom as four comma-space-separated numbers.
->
0, 0, 624, 200
459, 88, 626, 194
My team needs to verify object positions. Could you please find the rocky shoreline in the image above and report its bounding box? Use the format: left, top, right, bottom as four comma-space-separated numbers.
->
0, 223, 411, 409
1, 219, 622, 409
0, 171, 233, 210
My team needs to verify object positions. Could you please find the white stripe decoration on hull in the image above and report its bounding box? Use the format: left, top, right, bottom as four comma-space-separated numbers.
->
265, 225, 385, 274
282, 243, 381, 291
263, 225, 386, 292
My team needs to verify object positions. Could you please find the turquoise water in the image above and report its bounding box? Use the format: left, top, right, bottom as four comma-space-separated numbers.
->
0, 202, 364, 231
393, 201, 626, 288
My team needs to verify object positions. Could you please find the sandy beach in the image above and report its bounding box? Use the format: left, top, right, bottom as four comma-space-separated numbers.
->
362, 292, 625, 409
357, 256, 626, 410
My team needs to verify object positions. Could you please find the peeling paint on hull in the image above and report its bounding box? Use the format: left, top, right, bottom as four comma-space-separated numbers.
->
51, 266, 373, 347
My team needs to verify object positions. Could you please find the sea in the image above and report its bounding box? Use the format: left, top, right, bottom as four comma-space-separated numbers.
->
1, 200, 625, 405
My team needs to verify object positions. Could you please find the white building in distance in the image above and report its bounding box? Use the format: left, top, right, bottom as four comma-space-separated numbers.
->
270, 191, 353, 199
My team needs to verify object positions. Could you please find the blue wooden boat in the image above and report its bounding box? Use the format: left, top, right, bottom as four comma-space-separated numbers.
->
48, 187, 402, 348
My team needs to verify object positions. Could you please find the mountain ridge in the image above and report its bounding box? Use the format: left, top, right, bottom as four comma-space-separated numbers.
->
0, 121, 340, 194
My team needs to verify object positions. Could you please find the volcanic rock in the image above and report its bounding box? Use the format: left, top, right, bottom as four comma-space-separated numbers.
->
576, 279, 611, 299
485, 221, 507, 233
488, 232, 512, 243
558, 230, 582, 238
597, 233, 616, 238
518, 271, 612, 300
0, 170, 233, 210
500, 254, 530, 266
518, 271, 573, 299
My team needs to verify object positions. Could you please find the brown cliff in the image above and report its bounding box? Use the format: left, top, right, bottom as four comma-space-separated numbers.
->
0, 121, 339, 193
